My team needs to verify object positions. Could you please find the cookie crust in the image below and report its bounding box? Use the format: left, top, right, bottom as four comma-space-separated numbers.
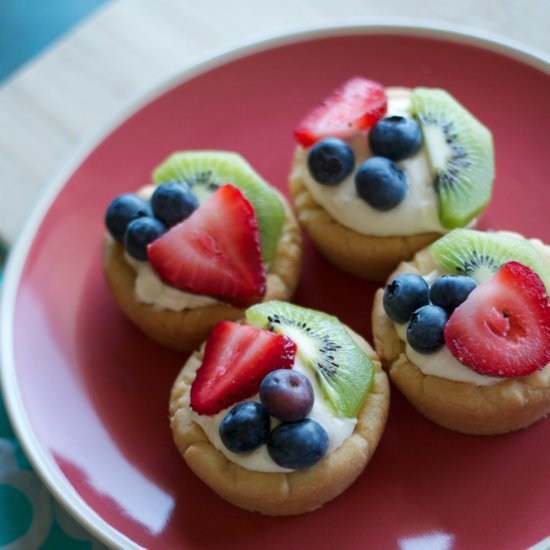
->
169, 330, 390, 515
103, 193, 303, 353
288, 87, 441, 282
371, 236, 550, 435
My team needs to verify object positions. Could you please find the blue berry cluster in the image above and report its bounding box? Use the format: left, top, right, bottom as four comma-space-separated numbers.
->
105, 181, 199, 260
383, 273, 476, 353
219, 369, 329, 469
307, 115, 422, 211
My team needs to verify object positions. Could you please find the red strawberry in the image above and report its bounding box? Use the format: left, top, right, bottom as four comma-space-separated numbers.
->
444, 261, 550, 377
294, 77, 387, 147
190, 321, 297, 415
147, 184, 266, 307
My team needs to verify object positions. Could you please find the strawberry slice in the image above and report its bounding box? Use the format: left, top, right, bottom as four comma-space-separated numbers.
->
190, 321, 297, 415
147, 184, 266, 307
294, 77, 387, 147
444, 261, 550, 377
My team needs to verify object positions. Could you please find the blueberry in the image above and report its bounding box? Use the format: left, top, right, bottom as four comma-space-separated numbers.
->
219, 402, 270, 453
105, 194, 152, 242
151, 181, 199, 227
124, 217, 166, 260
355, 157, 407, 210
369, 115, 422, 161
406, 304, 448, 354
429, 275, 477, 313
267, 419, 328, 469
260, 369, 314, 422
307, 138, 355, 186
383, 273, 430, 324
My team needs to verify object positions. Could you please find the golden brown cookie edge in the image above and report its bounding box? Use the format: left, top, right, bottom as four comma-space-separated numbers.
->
169, 330, 390, 515
371, 236, 550, 435
103, 193, 303, 353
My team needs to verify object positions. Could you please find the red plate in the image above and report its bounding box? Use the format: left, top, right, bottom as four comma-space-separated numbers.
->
3, 24, 550, 550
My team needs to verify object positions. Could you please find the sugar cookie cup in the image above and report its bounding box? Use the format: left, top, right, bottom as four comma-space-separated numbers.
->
169, 306, 390, 515
289, 168, 439, 281
289, 83, 494, 282
371, 233, 550, 435
103, 193, 302, 353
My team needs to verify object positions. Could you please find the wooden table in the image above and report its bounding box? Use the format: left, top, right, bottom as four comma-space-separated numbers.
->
0, 0, 549, 245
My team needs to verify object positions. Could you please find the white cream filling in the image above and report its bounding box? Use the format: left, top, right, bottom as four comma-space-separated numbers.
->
394, 322, 502, 386
295, 95, 446, 236
191, 354, 357, 473
125, 254, 220, 310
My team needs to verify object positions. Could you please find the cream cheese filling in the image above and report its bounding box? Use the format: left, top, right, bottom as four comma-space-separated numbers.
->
190, 354, 357, 473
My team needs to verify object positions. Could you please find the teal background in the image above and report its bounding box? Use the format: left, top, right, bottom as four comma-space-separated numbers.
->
1, 1, 110, 547
0, 398, 107, 548
0, 0, 110, 83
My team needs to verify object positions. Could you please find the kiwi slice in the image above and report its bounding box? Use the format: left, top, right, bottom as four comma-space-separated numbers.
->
409, 88, 495, 229
430, 229, 550, 291
246, 301, 374, 418
152, 151, 285, 262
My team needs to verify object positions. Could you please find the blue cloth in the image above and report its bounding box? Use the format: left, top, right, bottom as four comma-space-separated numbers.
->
1, 1, 110, 546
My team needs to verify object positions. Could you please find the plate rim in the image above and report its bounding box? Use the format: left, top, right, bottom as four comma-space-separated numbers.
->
2, 19, 550, 550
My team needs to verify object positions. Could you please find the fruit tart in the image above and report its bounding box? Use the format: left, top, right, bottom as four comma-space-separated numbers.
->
289, 77, 495, 281
103, 151, 302, 352
169, 301, 390, 515
372, 229, 550, 435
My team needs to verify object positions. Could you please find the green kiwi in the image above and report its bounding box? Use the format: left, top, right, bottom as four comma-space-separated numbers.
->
152, 151, 285, 262
409, 88, 495, 229
246, 301, 374, 418
430, 229, 550, 291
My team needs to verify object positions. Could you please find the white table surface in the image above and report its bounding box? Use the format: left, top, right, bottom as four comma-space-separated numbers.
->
0, 0, 549, 245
